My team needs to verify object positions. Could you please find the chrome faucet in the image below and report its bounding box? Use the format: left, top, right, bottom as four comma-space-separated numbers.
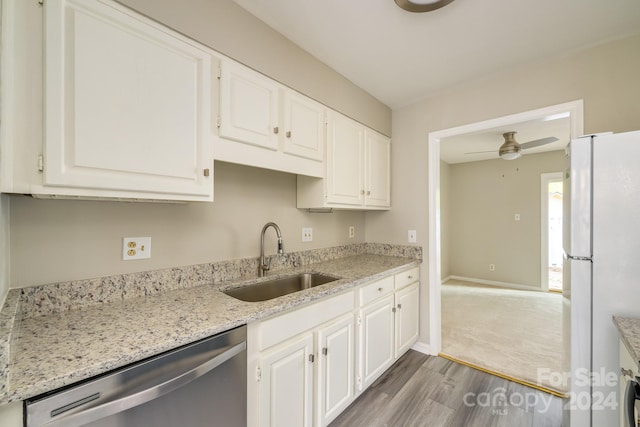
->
259, 222, 284, 277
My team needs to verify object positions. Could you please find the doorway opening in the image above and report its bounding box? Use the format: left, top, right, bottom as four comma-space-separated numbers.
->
542, 173, 564, 292
426, 100, 584, 356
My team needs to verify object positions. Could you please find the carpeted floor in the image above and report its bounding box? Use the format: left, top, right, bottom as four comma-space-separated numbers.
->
441, 279, 566, 394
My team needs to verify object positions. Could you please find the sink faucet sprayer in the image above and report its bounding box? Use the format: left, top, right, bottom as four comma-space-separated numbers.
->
260, 222, 284, 277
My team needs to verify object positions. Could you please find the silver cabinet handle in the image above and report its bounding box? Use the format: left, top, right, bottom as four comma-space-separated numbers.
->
309, 354, 315, 363
273, 126, 279, 134
286, 131, 291, 138
322, 347, 328, 356
43, 342, 246, 427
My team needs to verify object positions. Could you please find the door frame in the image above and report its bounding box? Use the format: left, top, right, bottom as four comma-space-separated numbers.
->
541, 172, 564, 292
426, 100, 584, 355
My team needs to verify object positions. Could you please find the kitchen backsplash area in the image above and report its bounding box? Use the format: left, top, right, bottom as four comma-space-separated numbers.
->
7, 243, 422, 320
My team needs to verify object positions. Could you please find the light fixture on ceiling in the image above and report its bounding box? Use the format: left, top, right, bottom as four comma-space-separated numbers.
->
394, 0, 456, 13
499, 132, 522, 160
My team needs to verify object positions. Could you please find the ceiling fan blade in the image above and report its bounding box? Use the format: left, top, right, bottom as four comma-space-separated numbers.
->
464, 150, 496, 155
520, 137, 559, 150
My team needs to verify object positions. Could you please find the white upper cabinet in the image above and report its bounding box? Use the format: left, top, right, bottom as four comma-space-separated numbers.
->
326, 111, 364, 206
283, 91, 325, 161
219, 60, 279, 150
215, 59, 325, 177
297, 111, 391, 210
1, 0, 215, 201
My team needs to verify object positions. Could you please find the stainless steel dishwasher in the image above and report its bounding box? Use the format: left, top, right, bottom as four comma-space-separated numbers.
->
25, 325, 246, 427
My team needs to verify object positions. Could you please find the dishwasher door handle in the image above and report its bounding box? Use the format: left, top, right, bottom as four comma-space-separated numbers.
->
43, 341, 246, 427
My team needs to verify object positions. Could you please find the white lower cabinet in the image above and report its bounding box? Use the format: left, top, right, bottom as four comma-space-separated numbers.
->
258, 332, 315, 427
358, 294, 395, 390
316, 314, 355, 426
395, 282, 420, 358
248, 267, 419, 426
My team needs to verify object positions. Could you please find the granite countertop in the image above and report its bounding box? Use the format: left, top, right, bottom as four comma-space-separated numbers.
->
613, 316, 640, 369
1, 252, 419, 405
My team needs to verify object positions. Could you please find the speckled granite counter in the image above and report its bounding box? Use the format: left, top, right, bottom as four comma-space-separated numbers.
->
0, 244, 421, 405
614, 316, 640, 370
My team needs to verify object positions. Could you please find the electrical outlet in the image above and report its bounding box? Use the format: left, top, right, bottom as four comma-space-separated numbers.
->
408, 230, 417, 243
302, 227, 313, 242
123, 237, 151, 260
489, 264, 495, 271
349, 226, 355, 238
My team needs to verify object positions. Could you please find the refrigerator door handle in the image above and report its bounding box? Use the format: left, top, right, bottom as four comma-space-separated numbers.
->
624, 378, 640, 427
563, 252, 592, 262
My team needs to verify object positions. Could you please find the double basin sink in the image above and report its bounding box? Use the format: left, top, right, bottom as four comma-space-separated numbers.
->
223, 273, 339, 302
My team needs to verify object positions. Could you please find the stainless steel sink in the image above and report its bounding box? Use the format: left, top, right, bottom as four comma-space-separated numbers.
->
223, 273, 339, 302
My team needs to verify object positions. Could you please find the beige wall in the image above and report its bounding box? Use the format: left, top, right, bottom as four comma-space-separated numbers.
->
10, 162, 365, 287
119, 0, 391, 136
439, 161, 451, 280
365, 33, 640, 345
448, 151, 564, 288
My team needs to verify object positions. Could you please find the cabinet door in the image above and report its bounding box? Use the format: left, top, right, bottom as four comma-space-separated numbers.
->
358, 294, 395, 390
395, 282, 420, 358
326, 111, 364, 206
219, 60, 279, 150
44, 0, 213, 200
317, 314, 355, 426
365, 130, 391, 208
283, 91, 325, 161
259, 333, 314, 427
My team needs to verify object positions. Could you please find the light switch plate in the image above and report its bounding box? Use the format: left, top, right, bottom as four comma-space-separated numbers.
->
302, 227, 313, 242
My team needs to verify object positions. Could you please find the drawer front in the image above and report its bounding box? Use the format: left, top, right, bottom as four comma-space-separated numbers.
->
359, 276, 394, 306
258, 291, 355, 352
395, 267, 419, 290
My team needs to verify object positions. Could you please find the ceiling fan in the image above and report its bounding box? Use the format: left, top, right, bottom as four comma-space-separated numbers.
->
465, 131, 559, 160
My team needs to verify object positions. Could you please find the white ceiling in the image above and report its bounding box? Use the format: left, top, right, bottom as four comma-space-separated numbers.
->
233, 0, 640, 109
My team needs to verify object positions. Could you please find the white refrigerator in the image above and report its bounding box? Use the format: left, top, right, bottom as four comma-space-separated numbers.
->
563, 130, 640, 427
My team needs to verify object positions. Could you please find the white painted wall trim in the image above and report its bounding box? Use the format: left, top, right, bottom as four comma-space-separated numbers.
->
427, 100, 584, 355
441, 275, 452, 284
540, 172, 563, 292
411, 341, 434, 356
446, 275, 546, 293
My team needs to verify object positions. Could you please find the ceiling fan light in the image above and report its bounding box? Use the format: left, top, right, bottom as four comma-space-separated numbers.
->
499, 148, 521, 160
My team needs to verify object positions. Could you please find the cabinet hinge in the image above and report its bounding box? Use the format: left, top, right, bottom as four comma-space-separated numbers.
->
217, 67, 222, 79
357, 375, 362, 387
255, 366, 262, 382
216, 116, 221, 128
357, 316, 361, 326
37, 155, 44, 172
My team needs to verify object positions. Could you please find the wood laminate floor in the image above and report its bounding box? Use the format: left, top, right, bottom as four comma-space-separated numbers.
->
329, 350, 564, 427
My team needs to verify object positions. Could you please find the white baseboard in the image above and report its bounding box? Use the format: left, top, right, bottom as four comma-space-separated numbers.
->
446, 275, 544, 292
411, 341, 436, 356
441, 275, 451, 284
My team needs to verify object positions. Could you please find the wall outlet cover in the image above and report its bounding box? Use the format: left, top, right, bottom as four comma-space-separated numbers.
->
302, 227, 313, 242
408, 230, 417, 243
123, 237, 151, 260
349, 226, 355, 238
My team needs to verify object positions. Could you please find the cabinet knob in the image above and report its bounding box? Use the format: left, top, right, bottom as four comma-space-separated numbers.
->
286, 131, 291, 138
273, 126, 279, 134
397, 303, 402, 309
407, 275, 413, 279
378, 287, 383, 291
